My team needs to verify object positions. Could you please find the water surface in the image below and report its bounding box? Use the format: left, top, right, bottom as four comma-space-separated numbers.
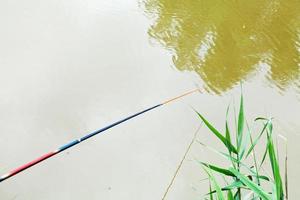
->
0, 0, 299, 199
143, 0, 300, 93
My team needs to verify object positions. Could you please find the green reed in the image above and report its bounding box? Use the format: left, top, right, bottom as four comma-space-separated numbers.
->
196, 93, 287, 200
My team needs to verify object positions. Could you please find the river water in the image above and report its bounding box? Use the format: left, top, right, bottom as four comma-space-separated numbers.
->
0, 0, 299, 199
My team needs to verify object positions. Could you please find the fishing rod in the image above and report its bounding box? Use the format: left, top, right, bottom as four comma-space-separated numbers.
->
0, 89, 199, 183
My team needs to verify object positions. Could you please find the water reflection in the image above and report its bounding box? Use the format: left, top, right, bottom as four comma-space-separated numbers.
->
143, 0, 300, 93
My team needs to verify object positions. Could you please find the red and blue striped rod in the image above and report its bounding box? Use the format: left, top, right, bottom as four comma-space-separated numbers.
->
0, 89, 199, 183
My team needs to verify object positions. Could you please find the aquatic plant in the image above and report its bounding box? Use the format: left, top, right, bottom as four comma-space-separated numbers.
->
196, 93, 287, 199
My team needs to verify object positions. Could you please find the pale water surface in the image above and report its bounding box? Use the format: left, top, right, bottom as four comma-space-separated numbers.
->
0, 0, 299, 199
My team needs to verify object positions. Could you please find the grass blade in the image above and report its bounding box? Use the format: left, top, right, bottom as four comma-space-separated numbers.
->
229, 168, 272, 200
207, 181, 244, 195
237, 94, 244, 153
246, 120, 270, 158
203, 166, 225, 200
200, 162, 235, 177
196, 111, 238, 154
227, 190, 234, 200
267, 130, 284, 200
209, 180, 214, 200
234, 190, 240, 200
260, 122, 274, 169
197, 141, 269, 179
225, 104, 232, 153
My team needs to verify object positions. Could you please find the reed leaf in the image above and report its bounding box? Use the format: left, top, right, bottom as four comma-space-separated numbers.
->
200, 162, 235, 177
246, 120, 271, 158
196, 111, 238, 154
234, 191, 240, 200
197, 141, 269, 179
267, 130, 284, 199
237, 94, 244, 153
225, 105, 232, 154
209, 180, 214, 200
227, 190, 234, 200
203, 166, 225, 200
207, 181, 244, 195
197, 91, 286, 200
229, 168, 272, 200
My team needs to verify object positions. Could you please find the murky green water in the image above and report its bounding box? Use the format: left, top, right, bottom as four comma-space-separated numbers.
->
0, 0, 299, 199
143, 0, 300, 94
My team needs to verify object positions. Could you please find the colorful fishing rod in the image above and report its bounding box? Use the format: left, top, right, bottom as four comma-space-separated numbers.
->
0, 89, 199, 183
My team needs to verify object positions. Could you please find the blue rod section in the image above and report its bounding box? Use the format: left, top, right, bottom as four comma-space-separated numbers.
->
80, 104, 162, 142
58, 104, 162, 152
58, 140, 80, 152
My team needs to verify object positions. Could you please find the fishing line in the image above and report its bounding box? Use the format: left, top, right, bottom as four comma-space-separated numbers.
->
161, 123, 203, 200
